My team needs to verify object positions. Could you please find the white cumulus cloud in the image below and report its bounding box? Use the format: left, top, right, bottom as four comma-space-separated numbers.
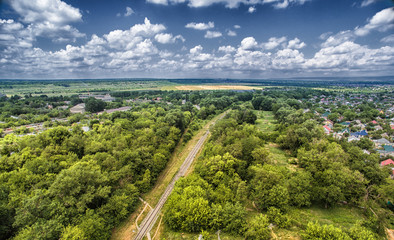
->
7, 0, 84, 43
154, 33, 185, 44
147, 0, 311, 9
263, 36, 287, 50
287, 38, 306, 49
354, 7, 394, 36
227, 30, 237, 36
381, 34, 394, 43
240, 37, 259, 50
185, 21, 214, 30
125, 7, 135, 16
205, 31, 222, 38
248, 6, 256, 13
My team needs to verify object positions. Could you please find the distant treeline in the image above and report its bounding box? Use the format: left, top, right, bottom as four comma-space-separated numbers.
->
0, 76, 393, 88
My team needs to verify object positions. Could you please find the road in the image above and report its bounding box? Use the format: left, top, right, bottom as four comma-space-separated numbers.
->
134, 113, 226, 240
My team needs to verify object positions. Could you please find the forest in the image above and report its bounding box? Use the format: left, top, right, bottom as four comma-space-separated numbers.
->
0, 86, 393, 239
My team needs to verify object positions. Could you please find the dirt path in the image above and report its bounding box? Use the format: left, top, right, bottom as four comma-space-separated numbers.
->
111, 112, 227, 240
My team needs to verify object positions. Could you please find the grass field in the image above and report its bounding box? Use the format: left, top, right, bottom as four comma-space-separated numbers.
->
174, 85, 261, 90
289, 205, 365, 229
255, 111, 277, 133
0, 80, 177, 97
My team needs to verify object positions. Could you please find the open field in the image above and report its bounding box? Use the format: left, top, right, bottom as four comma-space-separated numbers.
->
1, 77, 393, 97
0, 80, 177, 97
174, 85, 260, 90
255, 111, 277, 133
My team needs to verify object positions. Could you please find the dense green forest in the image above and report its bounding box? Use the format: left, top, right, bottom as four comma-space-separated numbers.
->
0, 87, 393, 239
0, 106, 193, 239
163, 92, 394, 239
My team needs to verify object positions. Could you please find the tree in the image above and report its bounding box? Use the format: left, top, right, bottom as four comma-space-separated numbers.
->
48, 161, 111, 213
302, 222, 350, 240
287, 171, 313, 207
266, 207, 290, 228
60, 225, 87, 240
244, 214, 271, 240
164, 185, 212, 232
249, 164, 289, 211
85, 97, 106, 113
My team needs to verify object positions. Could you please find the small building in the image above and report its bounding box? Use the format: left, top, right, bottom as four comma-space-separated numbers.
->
98, 106, 131, 115
378, 145, 394, 157
339, 121, 351, 126
322, 112, 330, 119
81, 126, 90, 132
350, 130, 368, 138
323, 125, 331, 134
381, 159, 394, 167
58, 105, 69, 110
70, 103, 85, 114
348, 135, 360, 142
383, 145, 394, 153
79, 94, 115, 102
374, 125, 383, 131
373, 138, 391, 147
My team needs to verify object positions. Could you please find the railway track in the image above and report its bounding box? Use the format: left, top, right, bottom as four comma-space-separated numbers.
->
134, 130, 210, 240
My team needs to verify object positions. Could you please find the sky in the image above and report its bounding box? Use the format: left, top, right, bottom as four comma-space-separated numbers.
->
0, 0, 393, 79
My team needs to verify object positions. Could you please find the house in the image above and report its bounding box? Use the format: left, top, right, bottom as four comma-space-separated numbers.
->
374, 125, 383, 131
70, 103, 85, 114
348, 135, 360, 142
322, 112, 330, 119
58, 105, 68, 110
380, 159, 394, 176
384, 145, 394, 153
81, 126, 90, 132
373, 138, 391, 147
324, 120, 334, 129
323, 125, 331, 134
79, 94, 115, 102
363, 149, 371, 155
381, 159, 394, 166
350, 130, 368, 138
371, 120, 378, 125
378, 145, 394, 157
98, 106, 131, 115
339, 121, 351, 126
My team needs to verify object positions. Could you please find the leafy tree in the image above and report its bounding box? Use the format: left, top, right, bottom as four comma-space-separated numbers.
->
48, 161, 111, 213
266, 207, 290, 228
60, 225, 87, 240
302, 222, 350, 240
85, 97, 106, 113
249, 164, 289, 211
287, 171, 313, 207
244, 214, 271, 240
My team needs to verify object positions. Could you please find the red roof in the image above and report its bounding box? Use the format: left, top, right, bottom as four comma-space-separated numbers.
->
371, 120, 378, 124
381, 159, 394, 166
323, 125, 331, 132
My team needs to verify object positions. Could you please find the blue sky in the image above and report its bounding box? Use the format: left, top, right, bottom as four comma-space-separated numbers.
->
0, 0, 393, 79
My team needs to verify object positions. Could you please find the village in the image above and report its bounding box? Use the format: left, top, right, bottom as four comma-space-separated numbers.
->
311, 92, 394, 175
